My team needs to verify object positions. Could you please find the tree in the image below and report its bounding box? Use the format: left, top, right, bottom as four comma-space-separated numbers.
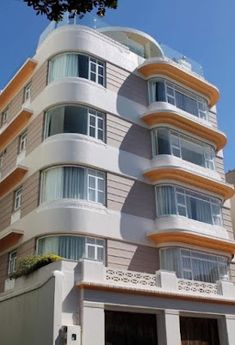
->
24, 0, 118, 22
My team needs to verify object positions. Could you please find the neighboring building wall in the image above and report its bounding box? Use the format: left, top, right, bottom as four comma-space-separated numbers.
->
1, 138, 18, 179
0, 254, 8, 293
31, 61, 48, 101
7, 88, 24, 122
0, 277, 55, 345
26, 113, 44, 155
0, 193, 13, 231
0, 238, 36, 293
21, 172, 40, 217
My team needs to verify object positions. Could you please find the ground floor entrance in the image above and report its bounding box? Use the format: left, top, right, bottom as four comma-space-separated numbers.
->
180, 316, 220, 345
105, 311, 158, 345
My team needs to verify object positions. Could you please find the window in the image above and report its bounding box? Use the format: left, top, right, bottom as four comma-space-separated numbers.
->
48, 53, 105, 86
13, 187, 22, 211
85, 237, 105, 261
160, 247, 229, 283
88, 169, 105, 204
44, 105, 105, 141
23, 82, 31, 102
18, 131, 27, 153
37, 235, 105, 262
40, 166, 105, 205
149, 78, 208, 119
152, 127, 215, 169
156, 185, 222, 226
1, 108, 8, 127
8, 250, 17, 275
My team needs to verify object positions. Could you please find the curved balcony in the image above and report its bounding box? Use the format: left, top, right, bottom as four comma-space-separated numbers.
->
0, 107, 33, 151
148, 229, 235, 255
141, 102, 227, 151
151, 155, 221, 182
138, 58, 219, 107
0, 59, 37, 111
144, 166, 234, 200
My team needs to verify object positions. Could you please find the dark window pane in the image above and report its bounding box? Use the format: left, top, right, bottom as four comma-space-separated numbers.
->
90, 73, 96, 82
78, 55, 88, 78
98, 76, 104, 85
46, 107, 65, 137
156, 128, 170, 154
64, 106, 87, 134
155, 81, 165, 102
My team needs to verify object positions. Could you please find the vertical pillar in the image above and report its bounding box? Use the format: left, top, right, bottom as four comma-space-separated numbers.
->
218, 315, 235, 345
157, 310, 181, 345
81, 301, 105, 345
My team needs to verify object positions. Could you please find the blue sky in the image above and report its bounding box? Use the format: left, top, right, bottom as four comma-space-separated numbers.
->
0, 0, 235, 172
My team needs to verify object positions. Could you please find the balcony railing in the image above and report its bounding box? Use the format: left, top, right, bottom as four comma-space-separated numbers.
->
75, 260, 235, 299
37, 13, 203, 76
4, 259, 235, 302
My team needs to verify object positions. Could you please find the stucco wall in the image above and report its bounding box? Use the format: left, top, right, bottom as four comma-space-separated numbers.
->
0, 277, 55, 345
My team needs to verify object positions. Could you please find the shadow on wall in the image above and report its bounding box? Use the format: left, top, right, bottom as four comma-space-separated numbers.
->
106, 70, 158, 261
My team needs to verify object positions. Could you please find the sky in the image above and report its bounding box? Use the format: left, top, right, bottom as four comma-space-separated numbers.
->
0, 0, 235, 172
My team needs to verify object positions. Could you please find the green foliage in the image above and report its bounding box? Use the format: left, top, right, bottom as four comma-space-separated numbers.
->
24, 0, 118, 22
10, 254, 61, 279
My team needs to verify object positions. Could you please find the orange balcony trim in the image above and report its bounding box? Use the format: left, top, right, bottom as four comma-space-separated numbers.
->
0, 230, 23, 252
0, 167, 28, 198
138, 60, 219, 107
144, 167, 234, 200
0, 108, 33, 151
148, 230, 235, 255
141, 111, 227, 151
0, 59, 37, 111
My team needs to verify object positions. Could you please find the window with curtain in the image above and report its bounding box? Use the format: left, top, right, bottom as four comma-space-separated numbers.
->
37, 235, 105, 262
152, 127, 215, 170
149, 78, 208, 120
160, 247, 229, 283
48, 53, 105, 86
155, 185, 222, 226
40, 166, 105, 205
44, 105, 105, 141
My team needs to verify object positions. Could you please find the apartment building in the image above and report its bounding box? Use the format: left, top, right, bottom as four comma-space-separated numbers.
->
0, 14, 235, 345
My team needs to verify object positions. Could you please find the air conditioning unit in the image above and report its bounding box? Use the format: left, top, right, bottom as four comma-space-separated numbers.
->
60, 325, 81, 345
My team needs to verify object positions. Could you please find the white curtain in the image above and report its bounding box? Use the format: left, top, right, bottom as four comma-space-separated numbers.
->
48, 54, 78, 82
186, 196, 212, 224
63, 167, 85, 199
38, 236, 59, 255
160, 247, 181, 277
65, 54, 78, 77
42, 167, 63, 202
156, 186, 176, 216
45, 107, 65, 138
38, 236, 85, 261
58, 236, 85, 260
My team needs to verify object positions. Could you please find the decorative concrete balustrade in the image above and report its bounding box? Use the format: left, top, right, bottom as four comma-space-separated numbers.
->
3, 259, 235, 302
76, 259, 235, 300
